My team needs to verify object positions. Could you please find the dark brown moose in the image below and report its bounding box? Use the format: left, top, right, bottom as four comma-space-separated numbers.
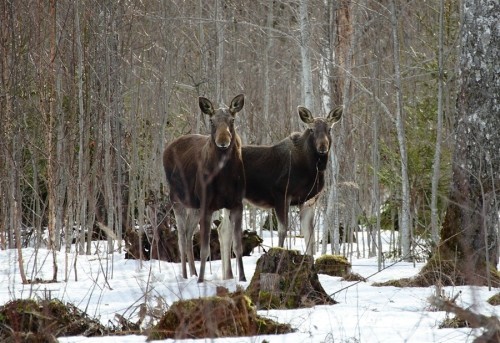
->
245, 105, 342, 252
163, 94, 246, 283
220, 105, 342, 278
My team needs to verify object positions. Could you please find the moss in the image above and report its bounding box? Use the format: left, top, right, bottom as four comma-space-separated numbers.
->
254, 315, 294, 335
257, 290, 281, 309
373, 278, 414, 287
487, 293, 500, 306
148, 287, 294, 340
246, 248, 336, 309
285, 295, 298, 309
342, 272, 366, 282
0, 298, 108, 341
489, 267, 500, 283
439, 316, 469, 329
316, 254, 348, 264
315, 255, 352, 277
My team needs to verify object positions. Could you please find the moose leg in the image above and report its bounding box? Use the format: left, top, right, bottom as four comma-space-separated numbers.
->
230, 205, 246, 282
185, 208, 200, 277
275, 199, 290, 248
197, 211, 212, 283
300, 202, 315, 256
218, 209, 233, 280
173, 204, 189, 279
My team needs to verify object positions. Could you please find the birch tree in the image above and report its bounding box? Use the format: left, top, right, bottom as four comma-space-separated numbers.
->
215, 0, 225, 105
299, 0, 313, 110
390, 0, 411, 260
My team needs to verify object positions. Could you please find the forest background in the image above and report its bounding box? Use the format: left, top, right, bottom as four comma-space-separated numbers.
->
0, 0, 466, 274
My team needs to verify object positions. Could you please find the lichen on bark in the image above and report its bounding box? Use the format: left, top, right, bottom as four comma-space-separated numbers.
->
430, 0, 500, 286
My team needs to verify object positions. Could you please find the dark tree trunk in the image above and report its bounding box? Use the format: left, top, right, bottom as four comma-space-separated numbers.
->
434, 0, 500, 286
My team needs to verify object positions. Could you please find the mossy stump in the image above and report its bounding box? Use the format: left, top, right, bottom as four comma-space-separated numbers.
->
147, 287, 293, 340
315, 255, 351, 277
487, 293, 500, 306
245, 248, 337, 309
0, 299, 108, 341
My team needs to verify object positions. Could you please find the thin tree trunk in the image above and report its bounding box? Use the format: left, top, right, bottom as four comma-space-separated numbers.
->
54, 59, 65, 253
30, 154, 43, 250
316, 1, 334, 255
321, 0, 335, 255
372, 109, 382, 269
104, 8, 116, 254
215, 0, 224, 105
12, 158, 27, 284
196, 0, 208, 131
115, 113, 124, 253
319, 0, 333, 114
263, 0, 274, 144
76, 1, 91, 257
46, 0, 58, 281
326, 154, 340, 254
390, 0, 411, 261
430, 0, 445, 245
3, 16, 28, 280
299, 0, 313, 110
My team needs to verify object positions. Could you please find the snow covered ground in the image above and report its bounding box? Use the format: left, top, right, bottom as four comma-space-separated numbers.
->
0, 229, 498, 343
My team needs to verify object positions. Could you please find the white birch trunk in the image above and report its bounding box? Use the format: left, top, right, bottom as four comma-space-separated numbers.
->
319, 0, 334, 255
390, 0, 411, 260
299, 0, 313, 109
372, 109, 383, 269
215, 0, 224, 105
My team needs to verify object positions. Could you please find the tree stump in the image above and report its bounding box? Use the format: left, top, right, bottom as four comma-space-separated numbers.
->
245, 248, 337, 309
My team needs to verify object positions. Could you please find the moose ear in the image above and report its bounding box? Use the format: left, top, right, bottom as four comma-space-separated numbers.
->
230, 94, 245, 113
326, 105, 343, 126
199, 97, 214, 115
298, 106, 314, 124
